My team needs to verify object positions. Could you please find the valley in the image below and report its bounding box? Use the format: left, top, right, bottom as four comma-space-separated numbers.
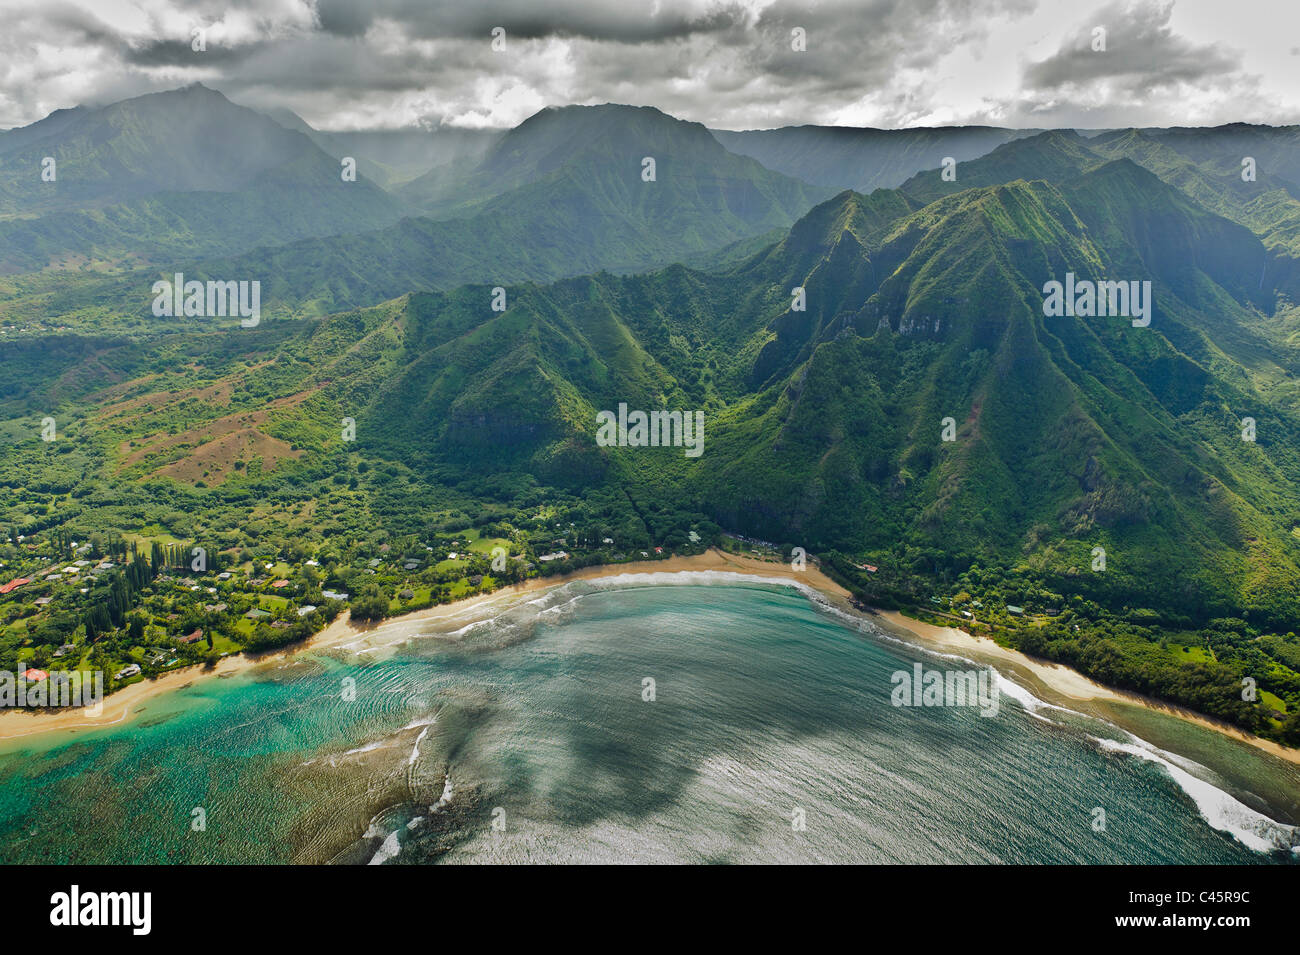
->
3, 86, 1300, 754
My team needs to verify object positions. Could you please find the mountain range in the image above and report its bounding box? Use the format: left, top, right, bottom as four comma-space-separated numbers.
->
5, 85, 1300, 735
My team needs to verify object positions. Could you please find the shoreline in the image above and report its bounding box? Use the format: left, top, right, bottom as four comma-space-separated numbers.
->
0, 549, 846, 742
1, 547, 1296, 772
870, 610, 1300, 769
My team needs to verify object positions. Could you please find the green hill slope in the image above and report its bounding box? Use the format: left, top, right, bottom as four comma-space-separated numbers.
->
0, 85, 403, 273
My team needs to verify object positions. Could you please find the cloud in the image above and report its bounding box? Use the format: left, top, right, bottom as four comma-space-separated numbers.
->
0, 0, 1294, 132
311, 0, 750, 42
1024, 0, 1238, 92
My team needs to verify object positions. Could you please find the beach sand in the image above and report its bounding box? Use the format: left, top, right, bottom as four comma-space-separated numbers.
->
2, 547, 1296, 770
872, 609, 1300, 768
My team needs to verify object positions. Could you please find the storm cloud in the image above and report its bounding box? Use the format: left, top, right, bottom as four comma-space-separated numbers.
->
0, 0, 1295, 132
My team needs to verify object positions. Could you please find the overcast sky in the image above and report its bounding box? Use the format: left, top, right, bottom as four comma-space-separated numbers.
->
1, 0, 1297, 132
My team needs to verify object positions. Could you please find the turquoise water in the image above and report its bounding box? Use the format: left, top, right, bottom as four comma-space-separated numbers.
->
2, 576, 1297, 864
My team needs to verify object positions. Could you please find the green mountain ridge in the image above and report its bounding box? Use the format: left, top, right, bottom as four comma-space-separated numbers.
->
16, 144, 1296, 625
0, 85, 404, 273
7, 105, 1300, 739
0, 99, 835, 320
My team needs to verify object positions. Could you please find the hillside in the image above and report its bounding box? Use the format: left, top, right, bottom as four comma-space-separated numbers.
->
0, 85, 404, 273
0, 100, 834, 320
5, 109, 1300, 740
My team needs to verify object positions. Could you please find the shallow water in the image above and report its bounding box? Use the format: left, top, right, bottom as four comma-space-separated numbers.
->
1, 577, 1296, 864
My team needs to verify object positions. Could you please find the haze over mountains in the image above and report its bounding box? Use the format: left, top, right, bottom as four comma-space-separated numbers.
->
0, 85, 404, 274
5, 83, 1300, 636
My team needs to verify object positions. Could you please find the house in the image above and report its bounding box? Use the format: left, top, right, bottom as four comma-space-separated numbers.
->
322, 589, 349, 601
178, 629, 204, 644
297, 605, 317, 617
114, 664, 141, 680
538, 552, 569, 562
244, 609, 271, 620
216, 572, 231, 580
602, 537, 614, 544
367, 558, 381, 568
469, 575, 483, 586
21, 668, 47, 682
271, 579, 289, 589
0, 578, 30, 594
1006, 605, 1025, 615
404, 561, 419, 570
34, 596, 52, 606
654, 547, 663, 554
53, 643, 75, 658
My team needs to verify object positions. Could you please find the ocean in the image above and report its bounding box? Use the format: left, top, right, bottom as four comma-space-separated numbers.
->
1, 574, 1297, 864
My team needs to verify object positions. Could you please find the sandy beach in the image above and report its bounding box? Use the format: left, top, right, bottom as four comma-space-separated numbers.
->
871, 609, 1300, 768
0, 549, 843, 742
2, 546, 1297, 770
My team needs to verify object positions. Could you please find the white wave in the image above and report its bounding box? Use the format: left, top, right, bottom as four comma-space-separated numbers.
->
367, 828, 402, 865
990, 670, 1067, 719
408, 725, 430, 766
444, 620, 482, 638
1094, 737, 1299, 853
579, 569, 828, 600
401, 714, 439, 731
538, 593, 589, 616
339, 739, 389, 757
431, 774, 454, 812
